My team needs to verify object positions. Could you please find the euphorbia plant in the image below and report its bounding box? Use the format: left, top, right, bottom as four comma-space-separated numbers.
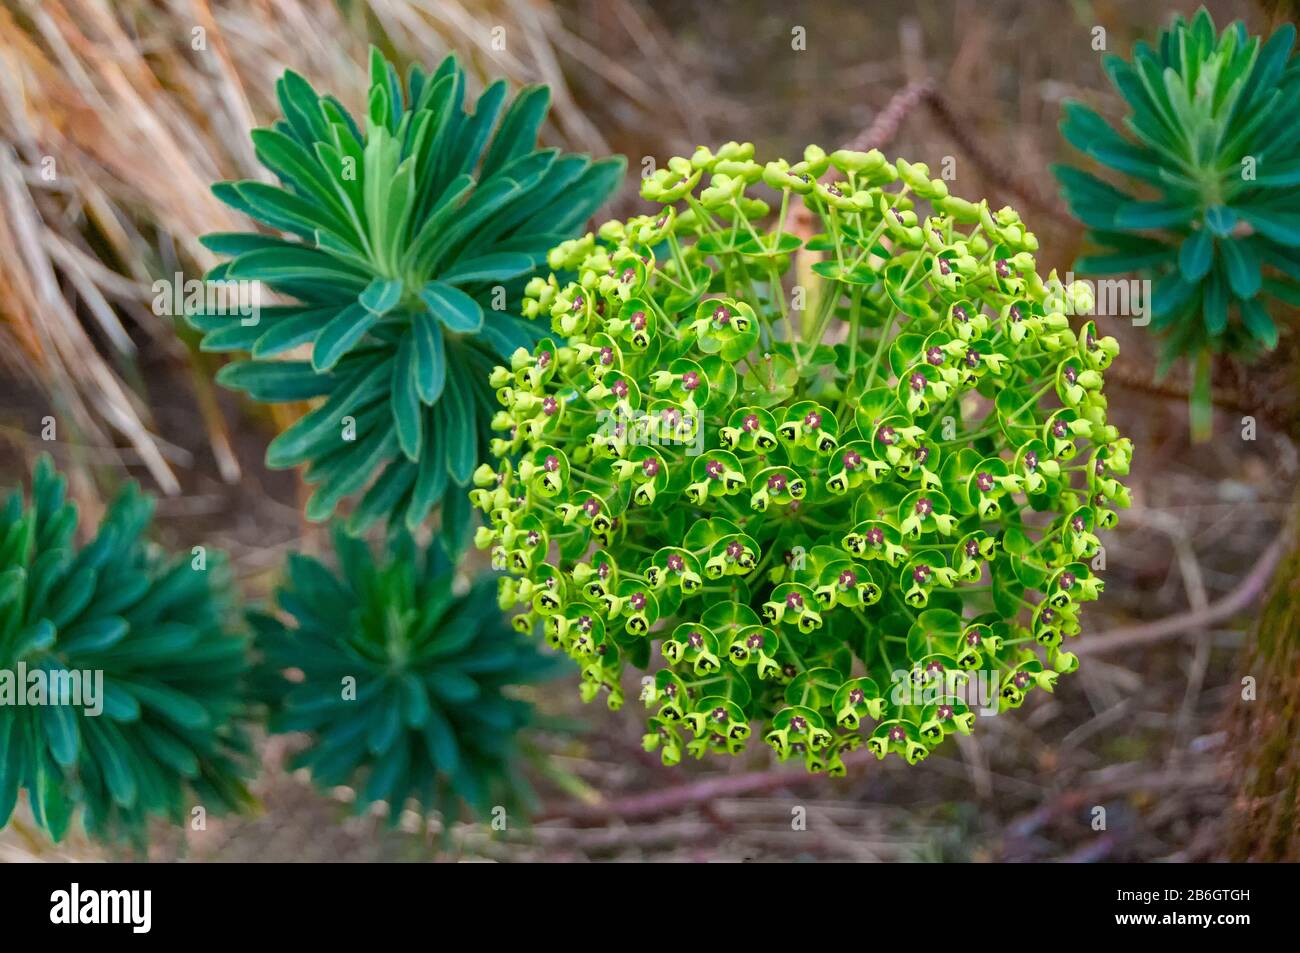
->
190, 49, 623, 538
251, 527, 557, 826
1054, 8, 1299, 437
474, 142, 1131, 773
0, 456, 252, 844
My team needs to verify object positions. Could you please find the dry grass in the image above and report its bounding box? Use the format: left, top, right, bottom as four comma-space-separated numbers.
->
0, 0, 697, 495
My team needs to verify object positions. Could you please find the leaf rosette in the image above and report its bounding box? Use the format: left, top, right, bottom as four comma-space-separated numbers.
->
190, 49, 623, 538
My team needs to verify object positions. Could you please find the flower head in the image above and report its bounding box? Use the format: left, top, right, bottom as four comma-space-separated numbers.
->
478, 143, 1128, 772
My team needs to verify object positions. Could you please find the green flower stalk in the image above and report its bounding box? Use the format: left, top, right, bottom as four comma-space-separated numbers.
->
1054, 8, 1299, 437
0, 456, 252, 844
190, 48, 623, 539
475, 142, 1131, 774
251, 526, 557, 825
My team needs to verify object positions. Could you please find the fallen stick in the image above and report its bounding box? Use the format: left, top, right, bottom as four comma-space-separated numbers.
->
538, 750, 876, 823
843, 80, 1075, 227
1074, 531, 1289, 655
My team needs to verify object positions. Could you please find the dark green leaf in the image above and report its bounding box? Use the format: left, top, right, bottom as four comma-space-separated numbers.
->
1178, 228, 1213, 280
312, 303, 379, 371
440, 252, 534, 285
1113, 200, 1197, 230
1203, 205, 1238, 236
392, 334, 423, 460
1240, 296, 1278, 348
359, 278, 404, 315
1219, 238, 1262, 298
1237, 207, 1300, 246
481, 85, 549, 179
420, 280, 483, 333
217, 359, 334, 402
411, 311, 446, 405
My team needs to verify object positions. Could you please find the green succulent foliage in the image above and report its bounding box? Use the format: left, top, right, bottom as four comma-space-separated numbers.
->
1054, 8, 1300, 363
476, 142, 1130, 774
191, 48, 624, 540
251, 525, 557, 825
0, 456, 252, 844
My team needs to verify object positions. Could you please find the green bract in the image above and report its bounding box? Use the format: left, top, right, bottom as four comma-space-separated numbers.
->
475, 142, 1131, 774
251, 527, 555, 825
0, 456, 252, 843
1054, 8, 1299, 411
192, 48, 624, 538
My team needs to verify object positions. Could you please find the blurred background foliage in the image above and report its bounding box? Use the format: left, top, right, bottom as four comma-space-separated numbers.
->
0, 0, 1297, 861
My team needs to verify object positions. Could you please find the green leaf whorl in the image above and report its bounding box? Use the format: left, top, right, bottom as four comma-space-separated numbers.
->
1054, 7, 1299, 361
192, 48, 625, 537
0, 455, 252, 844
252, 526, 557, 825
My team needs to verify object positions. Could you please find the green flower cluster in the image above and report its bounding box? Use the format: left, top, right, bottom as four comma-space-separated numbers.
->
0, 456, 252, 844
474, 143, 1131, 773
251, 527, 556, 825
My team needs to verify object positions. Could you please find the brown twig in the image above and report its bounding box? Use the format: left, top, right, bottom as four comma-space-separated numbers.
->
843, 80, 1075, 228
1107, 358, 1296, 437
538, 750, 874, 823
1002, 765, 1220, 844
1074, 530, 1290, 656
